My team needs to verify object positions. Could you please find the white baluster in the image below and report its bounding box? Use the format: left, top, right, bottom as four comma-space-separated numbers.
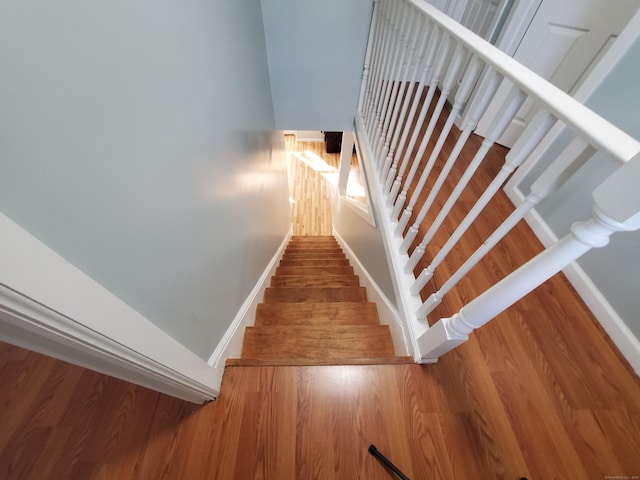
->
417, 152, 640, 360
373, 3, 411, 165
401, 71, 503, 258
366, 0, 395, 140
417, 138, 595, 315
362, 0, 387, 126
411, 110, 556, 297
401, 87, 526, 252
391, 35, 452, 221
358, 1, 380, 116
387, 26, 443, 206
381, 14, 428, 182
399, 55, 486, 265
366, 0, 398, 137
394, 40, 464, 236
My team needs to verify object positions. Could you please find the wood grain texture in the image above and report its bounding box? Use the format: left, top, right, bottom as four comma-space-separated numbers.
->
242, 236, 400, 364
255, 302, 380, 326
264, 286, 368, 303
285, 137, 339, 237
270, 274, 360, 288
241, 325, 396, 359
2, 120, 640, 478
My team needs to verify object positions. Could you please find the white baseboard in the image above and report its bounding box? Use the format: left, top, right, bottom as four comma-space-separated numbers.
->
504, 185, 640, 375
207, 227, 292, 382
333, 229, 410, 356
0, 213, 221, 403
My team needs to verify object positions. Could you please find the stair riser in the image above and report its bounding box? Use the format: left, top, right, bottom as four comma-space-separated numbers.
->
290, 236, 337, 241
255, 302, 379, 326
242, 325, 395, 359
276, 266, 354, 276
264, 287, 367, 303
271, 276, 359, 288
280, 259, 350, 267
282, 253, 345, 259
285, 247, 344, 255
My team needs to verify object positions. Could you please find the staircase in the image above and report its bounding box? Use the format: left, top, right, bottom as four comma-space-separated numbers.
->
229, 236, 412, 366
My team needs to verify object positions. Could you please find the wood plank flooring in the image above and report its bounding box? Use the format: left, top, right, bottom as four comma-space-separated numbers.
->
285, 135, 339, 236
1, 123, 640, 477
2, 341, 639, 479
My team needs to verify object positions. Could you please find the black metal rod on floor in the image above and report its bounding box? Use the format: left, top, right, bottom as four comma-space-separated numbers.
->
368, 444, 410, 480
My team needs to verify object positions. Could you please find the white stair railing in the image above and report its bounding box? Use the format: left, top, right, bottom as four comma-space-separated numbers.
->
356, 0, 640, 362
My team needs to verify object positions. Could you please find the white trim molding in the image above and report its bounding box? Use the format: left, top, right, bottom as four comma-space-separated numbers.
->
207, 227, 292, 382
355, 115, 430, 362
0, 213, 221, 403
333, 228, 411, 357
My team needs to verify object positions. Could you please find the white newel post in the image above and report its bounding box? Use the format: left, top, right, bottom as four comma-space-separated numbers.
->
416, 153, 640, 361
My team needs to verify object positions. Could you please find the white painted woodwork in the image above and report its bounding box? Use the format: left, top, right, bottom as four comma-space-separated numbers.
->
357, 0, 640, 365
420, 153, 640, 359
475, 0, 640, 146
0, 213, 221, 402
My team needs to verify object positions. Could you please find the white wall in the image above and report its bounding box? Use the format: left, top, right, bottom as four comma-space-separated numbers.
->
0, 0, 291, 359
260, 0, 374, 131
518, 36, 640, 339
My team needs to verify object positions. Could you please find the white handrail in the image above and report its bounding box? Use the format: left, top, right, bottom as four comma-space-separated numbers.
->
356, 0, 640, 363
407, 0, 640, 163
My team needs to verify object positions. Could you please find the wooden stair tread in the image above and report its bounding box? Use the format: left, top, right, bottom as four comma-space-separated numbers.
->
280, 259, 350, 267
271, 275, 359, 288
241, 325, 395, 359
282, 252, 346, 259
290, 235, 337, 240
264, 286, 367, 303
226, 357, 414, 367
276, 266, 354, 276
255, 302, 379, 326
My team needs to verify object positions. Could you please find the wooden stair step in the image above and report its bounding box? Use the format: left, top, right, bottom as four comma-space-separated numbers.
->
226, 357, 414, 367
255, 302, 379, 326
264, 286, 367, 303
271, 275, 359, 288
282, 250, 347, 260
286, 243, 341, 249
290, 236, 337, 242
241, 325, 396, 359
276, 266, 354, 276
280, 258, 350, 267
285, 248, 343, 255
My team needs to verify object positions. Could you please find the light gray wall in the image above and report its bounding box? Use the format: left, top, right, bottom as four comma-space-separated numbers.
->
519, 36, 640, 338
260, 0, 374, 131
0, 0, 291, 359
333, 201, 397, 307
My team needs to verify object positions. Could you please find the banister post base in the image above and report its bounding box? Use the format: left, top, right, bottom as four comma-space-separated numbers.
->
416, 318, 468, 361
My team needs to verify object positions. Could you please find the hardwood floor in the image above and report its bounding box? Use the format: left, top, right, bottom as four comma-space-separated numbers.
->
2, 340, 639, 479
1, 127, 640, 478
284, 135, 339, 236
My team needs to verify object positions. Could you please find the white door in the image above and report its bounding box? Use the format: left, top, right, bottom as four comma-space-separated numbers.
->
474, 0, 640, 147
